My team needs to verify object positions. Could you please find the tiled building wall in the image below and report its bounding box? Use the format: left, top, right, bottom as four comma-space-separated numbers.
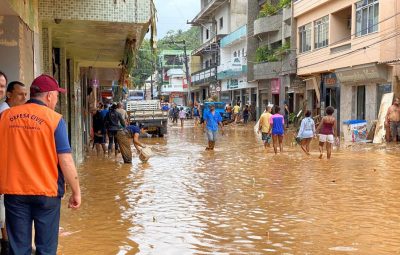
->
41, 27, 52, 75
7, 0, 39, 32
39, 0, 151, 23
59, 47, 68, 119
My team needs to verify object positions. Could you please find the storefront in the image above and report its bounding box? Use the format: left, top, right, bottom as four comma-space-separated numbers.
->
322, 73, 341, 132
220, 78, 257, 106
169, 92, 186, 105
287, 76, 306, 114
336, 63, 391, 128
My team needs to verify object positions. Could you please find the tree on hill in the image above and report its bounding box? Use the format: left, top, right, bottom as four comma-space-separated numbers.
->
130, 40, 154, 89
130, 27, 201, 88
158, 27, 201, 51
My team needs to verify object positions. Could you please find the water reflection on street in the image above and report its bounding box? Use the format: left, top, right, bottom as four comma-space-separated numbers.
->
58, 121, 400, 255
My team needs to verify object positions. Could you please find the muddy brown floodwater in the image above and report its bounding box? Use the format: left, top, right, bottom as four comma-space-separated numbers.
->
58, 121, 400, 255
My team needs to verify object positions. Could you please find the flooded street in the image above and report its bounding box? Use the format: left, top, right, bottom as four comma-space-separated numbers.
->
58, 121, 400, 255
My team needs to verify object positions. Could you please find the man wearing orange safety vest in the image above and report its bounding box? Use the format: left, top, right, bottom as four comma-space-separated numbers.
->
0, 74, 81, 254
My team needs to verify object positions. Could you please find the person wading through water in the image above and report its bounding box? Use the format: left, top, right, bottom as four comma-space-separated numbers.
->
316, 106, 338, 159
116, 123, 147, 163
203, 103, 224, 150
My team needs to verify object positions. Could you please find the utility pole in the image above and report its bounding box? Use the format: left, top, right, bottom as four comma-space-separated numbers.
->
182, 40, 192, 105
150, 72, 153, 99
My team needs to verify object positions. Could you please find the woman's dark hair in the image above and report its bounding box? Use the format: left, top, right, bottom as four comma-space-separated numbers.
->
326, 106, 335, 115
274, 105, 280, 114
7, 81, 25, 93
0, 71, 7, 83
305, 110, 311, 117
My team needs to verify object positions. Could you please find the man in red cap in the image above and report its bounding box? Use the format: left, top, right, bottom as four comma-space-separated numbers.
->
0, 74, 81, 254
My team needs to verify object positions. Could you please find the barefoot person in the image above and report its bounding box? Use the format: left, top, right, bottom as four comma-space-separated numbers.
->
258, 105, 272, 149
316, 106, 337, 159
385, 97, 400, 142
203, 103, 224, 150
179, 107, 186, 128
297, 110, 316, 155
269, 106, 285, 154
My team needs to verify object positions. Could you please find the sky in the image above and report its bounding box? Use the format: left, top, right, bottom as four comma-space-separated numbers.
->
154, 0, 200, 39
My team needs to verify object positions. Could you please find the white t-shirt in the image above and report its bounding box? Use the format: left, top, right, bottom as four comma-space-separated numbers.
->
0, 101, 9, 114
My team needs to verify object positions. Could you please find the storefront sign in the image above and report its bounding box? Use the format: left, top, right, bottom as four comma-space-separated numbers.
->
336, 64, 388, 84
323, 73, 338, 87
227, 79, 239, 89
271, 78, 280, 94
170, 92, 184, 98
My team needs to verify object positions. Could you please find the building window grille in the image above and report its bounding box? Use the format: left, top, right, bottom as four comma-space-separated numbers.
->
355, 0, 379, 37
314, 16, 329, 49
206, 29, 209, 40
219, 17, 224, 30
299, 23, 311, 53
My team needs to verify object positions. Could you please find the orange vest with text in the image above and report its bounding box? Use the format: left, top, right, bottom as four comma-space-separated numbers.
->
0, 103, 62, 197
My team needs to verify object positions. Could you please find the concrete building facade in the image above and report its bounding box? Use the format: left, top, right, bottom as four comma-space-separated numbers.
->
247, 0, 299, 118
0, 0, 153, 163
158, 50, 189, 104
294, 0, 400, 130
190, 0, 247, 104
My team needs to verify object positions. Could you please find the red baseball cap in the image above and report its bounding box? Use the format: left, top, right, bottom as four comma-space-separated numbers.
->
30, 74, 66, 95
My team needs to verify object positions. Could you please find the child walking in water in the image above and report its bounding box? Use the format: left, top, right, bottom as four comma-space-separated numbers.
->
269, 106, 285, 154
316, 106, 337, 159
179, 107, 186, 128
297, 110, 316, 155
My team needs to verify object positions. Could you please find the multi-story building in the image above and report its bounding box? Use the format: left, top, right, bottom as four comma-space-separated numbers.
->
190, 0, 247, 104
158, 50, 189, 104
0, 0, 153, 162
248, 0, 299, 117
294, 0, 400, 131
217, 2, 255, 106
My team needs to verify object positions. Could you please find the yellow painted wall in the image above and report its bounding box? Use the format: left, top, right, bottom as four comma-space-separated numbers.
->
294, 0, 400, 75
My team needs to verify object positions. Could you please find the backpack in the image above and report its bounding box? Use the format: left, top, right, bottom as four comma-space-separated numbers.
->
105, 110, 121, 130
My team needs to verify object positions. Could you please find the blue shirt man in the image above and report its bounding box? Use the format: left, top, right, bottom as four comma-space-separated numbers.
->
203, 104, 223, 150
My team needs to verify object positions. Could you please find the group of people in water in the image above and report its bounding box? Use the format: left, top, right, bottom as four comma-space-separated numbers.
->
258, 105, 338, 159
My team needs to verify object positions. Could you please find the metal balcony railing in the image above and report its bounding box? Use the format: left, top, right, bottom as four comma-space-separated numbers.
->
191, 65, 217, 86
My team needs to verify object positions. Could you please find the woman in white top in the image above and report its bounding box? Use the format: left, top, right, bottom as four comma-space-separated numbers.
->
297, 110, 316, 155
179, 107, 186, 128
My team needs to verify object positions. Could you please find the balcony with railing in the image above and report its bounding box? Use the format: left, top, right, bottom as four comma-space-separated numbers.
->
282, 5, 292, 22
220, 25, 247, 48
254, 13, 282, 36
191, 65, 217, 86
253, 53, 296, 80
191, 35, 223, 56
